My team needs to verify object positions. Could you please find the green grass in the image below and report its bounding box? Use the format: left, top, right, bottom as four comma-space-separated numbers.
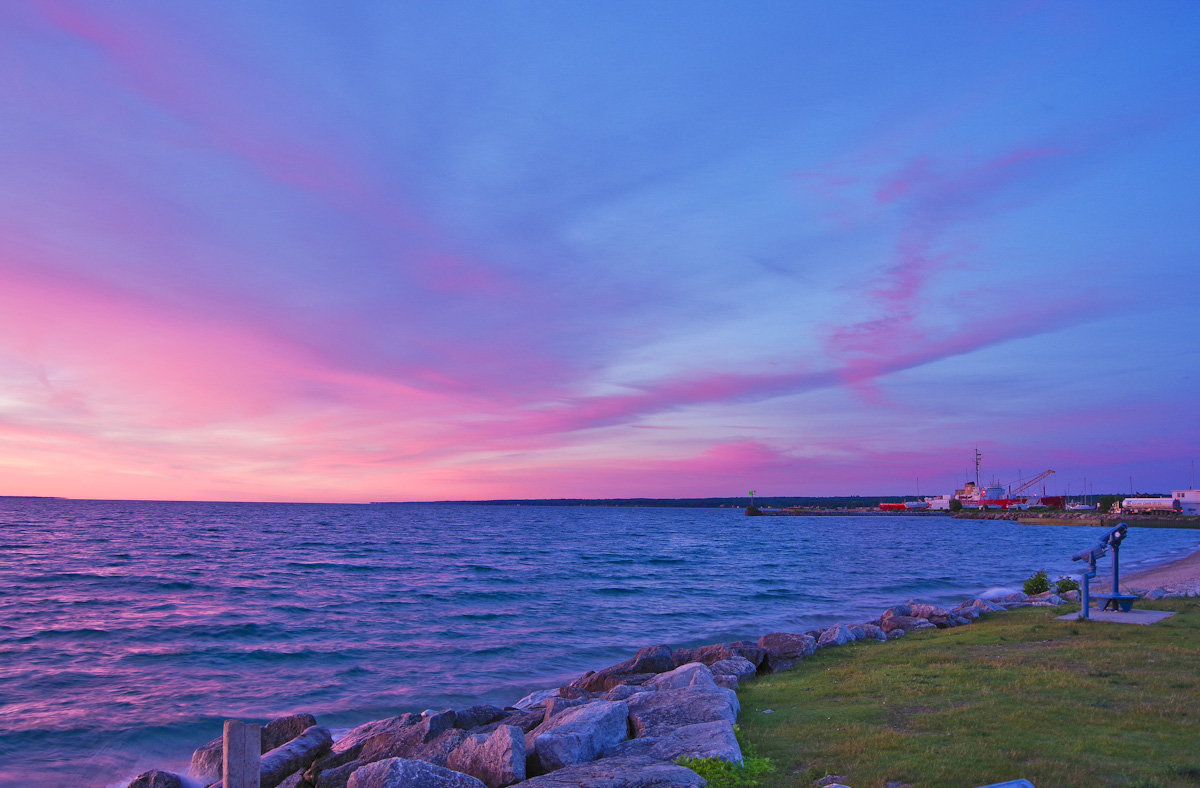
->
735, 600, 1200, 788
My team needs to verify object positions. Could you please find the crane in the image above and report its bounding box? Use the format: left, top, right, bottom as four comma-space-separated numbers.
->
1008, 469, 1055, 497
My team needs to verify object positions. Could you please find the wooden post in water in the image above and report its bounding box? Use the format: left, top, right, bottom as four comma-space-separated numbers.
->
223, 719, 261, 788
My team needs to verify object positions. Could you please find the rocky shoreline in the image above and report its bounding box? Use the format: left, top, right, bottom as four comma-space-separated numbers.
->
124, 583, 1198, 788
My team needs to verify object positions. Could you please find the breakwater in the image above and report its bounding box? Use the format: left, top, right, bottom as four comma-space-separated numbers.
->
3, 499, 1200, 787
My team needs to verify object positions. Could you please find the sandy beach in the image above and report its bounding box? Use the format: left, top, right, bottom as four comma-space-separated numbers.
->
1098, 545, 1200, 594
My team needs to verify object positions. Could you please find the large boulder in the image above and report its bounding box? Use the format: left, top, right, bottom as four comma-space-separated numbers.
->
476, 708, 545, 735
446, 725, 526, 788
531, 700, 629, 771
879, 615, 933, 635
260, 725, 333, 788
569, 645, 674, 693
907, 602, 950, 619
600, 684, 654, 702
816, 624, 857, 649
625, 687, 738, 738
673, 642, 766, 670
126, 770, 183, 788
963, 598, 1006, 614
610, 719, 742, 764
709, 657, 756, 682
511, 755, 705, 787
446, 724, 525, 786
991, 592, 1031, 608
541, 697, 587, 722
190, 713, 320, 780
347, 757, 486, 788
628, 645, 675, 674
756, 632, 816, 672
643, 663, 717, 691
332, 716, 420, 758
879, 603, 912, 618
859, 624, 886, 641
455, 705, 509, 731
513, 690, 560, 710
360, 727, 467, 767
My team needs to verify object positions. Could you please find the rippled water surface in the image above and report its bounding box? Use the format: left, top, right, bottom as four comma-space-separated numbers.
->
1, 498, 1197, 787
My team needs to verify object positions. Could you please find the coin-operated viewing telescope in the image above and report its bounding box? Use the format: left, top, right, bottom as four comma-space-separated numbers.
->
1071, 523, 1135, 619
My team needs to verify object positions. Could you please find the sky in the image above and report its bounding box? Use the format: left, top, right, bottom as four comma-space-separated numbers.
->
0, 1, 1197, 503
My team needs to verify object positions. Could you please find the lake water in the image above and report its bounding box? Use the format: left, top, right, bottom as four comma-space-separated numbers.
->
2, 498, 1197, 787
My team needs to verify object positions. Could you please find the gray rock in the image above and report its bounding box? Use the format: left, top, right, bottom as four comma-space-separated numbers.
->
599, 684, 654, 702
859, 624, 886, 641
756, 632, 816, 673
950, 604, 980, 620
644, 662, 717, 691
879, 615, 930, 634
313, 759, 364, 788
816, 624, 856, 649
569, 645, 674, 694
126, 770, 183, 788
265, 715, 321, 749
277, 773, 304, 788
629, 644, 675, 674
542, 696, 587, 722
260, 725, 333, 788
675, 642, 766, 669
709, 656, 756, 682
423, 711, 457, 734
908, 602, 950, 619
887, 628, 906, 639
514, 689, 560, 710
992, 592, 1030, 608
360, 727, 468, 768
419, 729, 471, 768
446, 725, 526, 788
332, 716, 420, 758
347, 757, 487, 788
610, 719, 742, 764
512, 754, 705, 787
626, 687, 739, 738
1062, 589, 1081, 602
968, 598, 1007, 613
455, 705, 508, 731
532, 700, 629, 771
713, 674, 739, 690
477, 708, 545, 735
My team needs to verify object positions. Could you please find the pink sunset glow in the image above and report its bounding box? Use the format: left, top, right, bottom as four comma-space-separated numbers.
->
0, 3, 1197, 502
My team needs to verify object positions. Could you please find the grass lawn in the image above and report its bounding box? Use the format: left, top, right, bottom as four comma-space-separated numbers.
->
735, 600, 1200, 788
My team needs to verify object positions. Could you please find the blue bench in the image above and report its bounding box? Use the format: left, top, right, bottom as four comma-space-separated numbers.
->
1094, 592, 1138, 612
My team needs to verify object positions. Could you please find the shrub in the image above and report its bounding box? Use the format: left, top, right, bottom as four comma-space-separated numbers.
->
1055, 576, 1080, 594
677, 756, 776, 788
949, 498, 963, 512
1023, 569, 1050, 595
678, 726, 776, 788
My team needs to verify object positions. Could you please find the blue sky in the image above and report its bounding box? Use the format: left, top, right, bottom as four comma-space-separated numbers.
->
0, 1, 1197, 501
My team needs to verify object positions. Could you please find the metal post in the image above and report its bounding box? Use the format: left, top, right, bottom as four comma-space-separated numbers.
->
224, 719, 261, 788
1080, 554, 1096, 621
1111, 542, 1120, 596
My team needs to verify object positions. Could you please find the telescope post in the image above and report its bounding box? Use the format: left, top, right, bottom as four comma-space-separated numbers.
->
1079, 554, 1097, 620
